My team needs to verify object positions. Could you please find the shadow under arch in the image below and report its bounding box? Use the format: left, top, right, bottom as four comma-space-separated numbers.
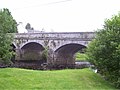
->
55, 43, 86, 54
21, 42, 45, 50
11, 43, 16, 62
15, 42, 47, 69
54, 43, 86, 68
20, 42, 45, 61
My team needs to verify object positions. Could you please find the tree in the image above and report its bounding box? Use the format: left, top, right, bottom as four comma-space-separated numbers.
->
0, 8, 18, 33
25, 23, 31, 30
86, 13, 120, 88
0, 8, 17, 64
0, 33, 13, 64
25, 23, 34, 30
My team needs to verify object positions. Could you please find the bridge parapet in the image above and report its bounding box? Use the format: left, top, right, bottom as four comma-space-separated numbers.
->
14, 32, 95, 40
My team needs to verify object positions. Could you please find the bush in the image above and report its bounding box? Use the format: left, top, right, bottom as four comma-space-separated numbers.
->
86, 13, 120, 88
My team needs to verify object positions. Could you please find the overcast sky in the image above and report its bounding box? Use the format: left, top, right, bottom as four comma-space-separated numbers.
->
1, 0, 120, 33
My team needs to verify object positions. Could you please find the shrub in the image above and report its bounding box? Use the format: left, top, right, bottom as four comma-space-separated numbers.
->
86, 13, 120, 88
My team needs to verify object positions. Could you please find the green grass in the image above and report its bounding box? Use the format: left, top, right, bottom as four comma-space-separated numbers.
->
75, 53, 87, 61
0, 68, 116, 90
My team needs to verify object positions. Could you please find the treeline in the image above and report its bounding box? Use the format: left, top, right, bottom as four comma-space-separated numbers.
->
0, 8, 17, 64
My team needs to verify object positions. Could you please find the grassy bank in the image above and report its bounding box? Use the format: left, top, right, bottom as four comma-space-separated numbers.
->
75, 53, 87, 61
0, 68, 115, 90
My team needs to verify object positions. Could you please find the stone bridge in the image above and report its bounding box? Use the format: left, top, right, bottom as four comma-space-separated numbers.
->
12, 32, 95, 68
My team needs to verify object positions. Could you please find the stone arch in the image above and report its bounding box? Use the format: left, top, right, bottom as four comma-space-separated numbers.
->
12, 42, 17, 49
11, 43, 17, 62
20, 42, 46, 62
54, 41, 88, 51
11, 43, 16, 51
55, 43, 86, 53
20, 41, 44, 49
53, 43, 86, 68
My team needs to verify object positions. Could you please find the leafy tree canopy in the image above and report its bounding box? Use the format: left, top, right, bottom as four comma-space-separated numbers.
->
25, 23, 34, 30
0, 8, 18, 33
0, 8, 17, 64
86, 13, 120, 88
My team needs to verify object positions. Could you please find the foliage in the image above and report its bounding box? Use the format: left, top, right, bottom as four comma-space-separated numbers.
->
0, 68, 115, 89
0, 8, 17, 64
0, 8, 18, 33
25, 23, 31, 30
41, 47, 48, 61
0, 33, 13, 64
25, 23, 34, 30
86, 13, 120, 88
